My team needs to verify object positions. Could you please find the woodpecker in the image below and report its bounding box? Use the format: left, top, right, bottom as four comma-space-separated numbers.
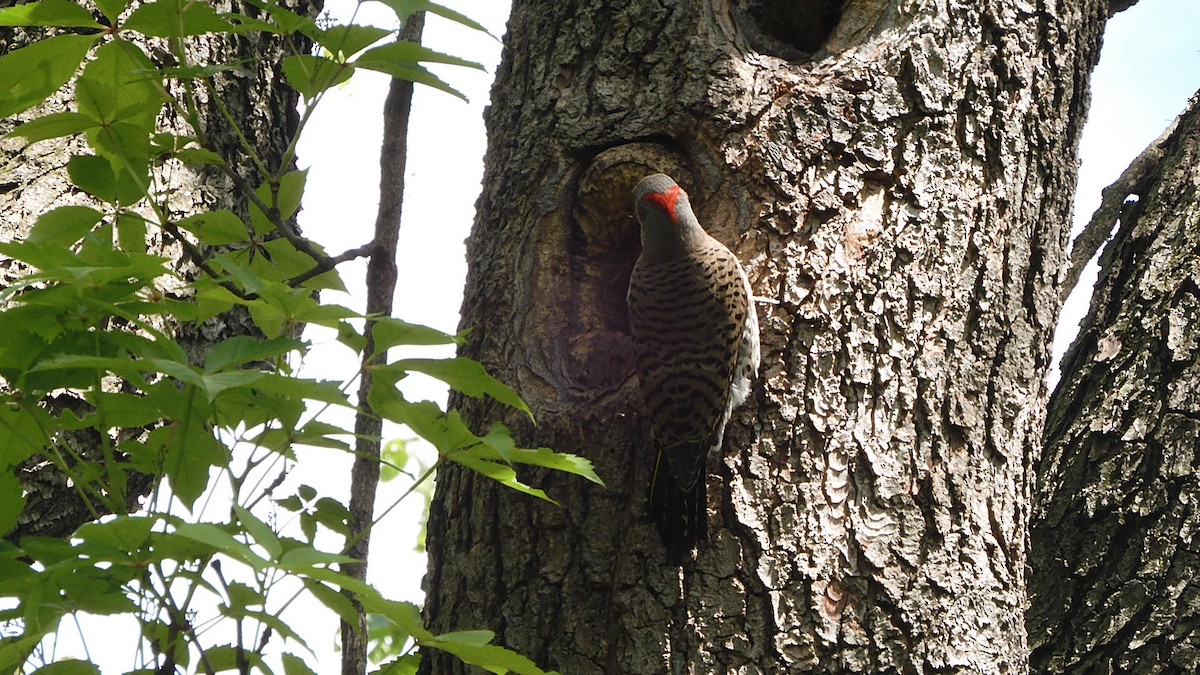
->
627, 173, 760, 563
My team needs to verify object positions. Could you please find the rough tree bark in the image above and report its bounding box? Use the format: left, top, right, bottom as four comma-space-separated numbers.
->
424, 0, 1109, 672
0, 0, 316, 540
1029, 91, 1200, 673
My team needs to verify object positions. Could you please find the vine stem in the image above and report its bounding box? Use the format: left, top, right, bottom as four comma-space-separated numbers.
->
340, 12, 427, 675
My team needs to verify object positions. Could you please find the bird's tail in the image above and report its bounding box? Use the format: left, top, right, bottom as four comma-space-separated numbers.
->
649, 452, 707, 564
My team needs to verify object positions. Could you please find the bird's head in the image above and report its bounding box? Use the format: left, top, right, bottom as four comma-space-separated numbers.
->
633, 173, 704, 260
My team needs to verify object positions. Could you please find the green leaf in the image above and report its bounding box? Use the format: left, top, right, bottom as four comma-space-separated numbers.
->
26, 206, 104, 246
142, 530, 221, 564
219, 397, 304, 439
242, 286, 314, 336
234, 505, 282, 560
250, 170, 308, 233
204, 335, 300, 373
282, 54, 353, 98
174, 146, 227, 166
356, 597, 429, 640
298, 304, 357, 328
116, 211, 148, 251
61, 575, 139, 615
371, 317, 458, 349
477, 422, 516, 464
0, 632, 47, 673
75, 515, 156, 552
242, 300, 284, 337
370, 0, 493, 36
360, 597, 557, 674
425, 631, 555, 675
222, 12, 277, 35
380, 437, 410, 482
240, 0, 321, 39
76, 39, 163, 129
123, 0, 233, 37
151, 420, 229, 509
176, 210, 250, 246
282, 653, 319, 675
0, 33, 99, 118
304, 580, 359, 624
318, 24, 392, 59
6, 112, 99, 144
257, 237, 327, 280
0, 471, 26, 536
310, 497, 352, 536
358, 41, 484, 72
355, 42, 483, 100
92, 391, 164, 428
29, 659, 103, 674
243, 607, 307, 646
94, 0, 130, 23
149, 131, 229, 165
0, 0, 102, 28
90, 120, 154, 164
473, 435, 604, 487
286, 563, 376, 597
20, 535, 77, 565
373, 655, 421, 675
293, 420, 352, 451
173, 522, 266, 569
387, 358, 531, 417
451, 454, 553, 503
278, 546, 354, 568
435, 630, 494, 647
198, 370, 267, 401
276, 496, 304, 513
0, 405, 49, 469
223, 581, 265, 611
372, 399, 477, 454
67, 154, 147, 206
241, 373, 352, 408
358, 60, 466, 101
200, 645, 247, 672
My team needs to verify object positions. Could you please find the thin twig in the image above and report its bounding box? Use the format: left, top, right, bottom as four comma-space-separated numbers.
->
340, 12, 427, 675
1061, 115, 1180, 302
287, 240, 379, 287
211, 162, 337, 271
157, 219, 255, 300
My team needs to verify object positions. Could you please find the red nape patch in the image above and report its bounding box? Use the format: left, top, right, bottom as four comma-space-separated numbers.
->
641, 185, 683, 223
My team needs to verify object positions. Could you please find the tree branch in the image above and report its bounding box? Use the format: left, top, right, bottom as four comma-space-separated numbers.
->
1060, 114, 1180, 302
340, 12, 426, 675
213, 161, 338, 272
287, 240, 379, 288
1107, 0, 1141, 17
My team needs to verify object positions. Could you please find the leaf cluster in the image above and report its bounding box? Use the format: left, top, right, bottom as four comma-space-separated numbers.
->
0, 1, 600, 673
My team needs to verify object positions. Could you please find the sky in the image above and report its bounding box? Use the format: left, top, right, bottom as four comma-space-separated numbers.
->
1054, 0, 1200, 376
49, 0, 1200, 670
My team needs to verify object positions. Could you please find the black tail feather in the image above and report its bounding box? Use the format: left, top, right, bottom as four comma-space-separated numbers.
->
649, 470, 707, 564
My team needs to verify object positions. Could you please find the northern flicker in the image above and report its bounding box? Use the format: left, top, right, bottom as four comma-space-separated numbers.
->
627, 173, 760, 563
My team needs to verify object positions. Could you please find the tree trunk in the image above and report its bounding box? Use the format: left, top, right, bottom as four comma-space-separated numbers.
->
0, 0, 316, 540
1028, 91, 1200, 673
423, 0, 1106, 671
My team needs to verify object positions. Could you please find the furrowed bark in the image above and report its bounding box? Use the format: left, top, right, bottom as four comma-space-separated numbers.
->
423, 0, 1107, 671
1029, 91, 1200, 674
